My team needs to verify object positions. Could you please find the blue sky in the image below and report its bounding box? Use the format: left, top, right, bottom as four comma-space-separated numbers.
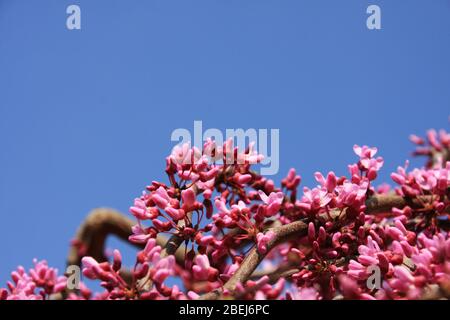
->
0, 0, 449, 286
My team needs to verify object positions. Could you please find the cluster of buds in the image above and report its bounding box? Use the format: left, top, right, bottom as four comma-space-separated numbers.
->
343, 217, 450, 300
391, 162, 449, 197
78, 240, 180, 299
0, 260, 66, 300
1, 126, 449, 300
410, 129, 450, 168
296, 145, 383, 221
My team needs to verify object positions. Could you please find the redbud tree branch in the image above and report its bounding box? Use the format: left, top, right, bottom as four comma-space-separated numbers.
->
66, 208, 186, 268
249, 263, 300, 283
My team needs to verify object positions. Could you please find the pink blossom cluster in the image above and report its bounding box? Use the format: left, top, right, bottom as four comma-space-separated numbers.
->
342, 225, 450, 300
297, 144, 382, 218
77, 241, 178, 300
410, 129, 450, 168
0, 260, 66, 300
1, 128, 449, 300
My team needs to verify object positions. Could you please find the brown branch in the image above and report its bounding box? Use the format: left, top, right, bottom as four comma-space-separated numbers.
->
250, 263, 300, 284
67, 208, 137, 267
160, 228, 186, 258
66, 208, 186, 268
365, 194, 421, 214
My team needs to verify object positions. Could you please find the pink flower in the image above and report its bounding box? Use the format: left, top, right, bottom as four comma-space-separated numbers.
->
353, 145, 378, 158
234, 173, 252, 185
212, 198, 236, 227
152, 187, 171, 209
391, 172, 406, 185
137, 238, 161, 263
152, 256, 175, 284
236, 142, 264, 165
215, 198, 230, 215
391, 161, 449, 195
192, 255, 219, 282
181, 188, 198, 212
409, 134, 425, 145
360, 157, 384, 171
170, 143, 191, 164
165, 207, 185, 221
129, 224, 155, 244
256, 231, 275, 254
353, 145, 384, 180
427, 129, 442, 151
258, 191, 284, 216
308, 222, 315, 242
129, 198, 158, 220
287, 286, 320, 300
170, 143, 201, 166
199, 166, 220, 182
299, 187, 332, 212
314, 171, 337, 193
393, 266, 415, 283
3, 260, 67, 300
335, 180, 368, 208
203, 138, 222, 162
81, 257, 104, 279
282, 168, 301, 190
187, 291, 200, 300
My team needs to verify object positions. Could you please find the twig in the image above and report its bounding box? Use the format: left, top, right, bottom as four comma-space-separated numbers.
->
250, 263, 300, 284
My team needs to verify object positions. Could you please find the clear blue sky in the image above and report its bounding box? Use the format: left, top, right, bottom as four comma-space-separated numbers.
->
0, 0, 449, 286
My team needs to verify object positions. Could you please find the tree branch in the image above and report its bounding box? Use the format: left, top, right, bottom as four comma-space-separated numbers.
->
66, 208, 186, 268
250, 263, 300, 284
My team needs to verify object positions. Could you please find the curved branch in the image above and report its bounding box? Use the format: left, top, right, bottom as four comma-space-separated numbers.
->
67, 208, 138, 267
66, 208, 186, 268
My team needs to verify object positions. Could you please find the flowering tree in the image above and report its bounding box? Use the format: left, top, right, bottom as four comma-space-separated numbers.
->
1, 126, 449, 300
